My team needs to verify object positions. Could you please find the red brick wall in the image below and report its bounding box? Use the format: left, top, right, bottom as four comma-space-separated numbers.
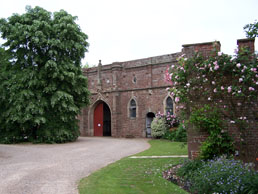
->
79, 38, 257, 166
79, 53, 180, 138
183, 39, 258, 166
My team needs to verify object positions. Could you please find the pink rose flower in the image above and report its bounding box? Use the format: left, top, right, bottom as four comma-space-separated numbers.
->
227, 86, 232, 93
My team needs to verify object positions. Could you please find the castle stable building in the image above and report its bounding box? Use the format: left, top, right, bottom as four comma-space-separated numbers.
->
78, 52, 180, 137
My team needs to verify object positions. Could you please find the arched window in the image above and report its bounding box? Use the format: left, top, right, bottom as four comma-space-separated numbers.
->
129, 99, 136, 118
166, 97, 173, 115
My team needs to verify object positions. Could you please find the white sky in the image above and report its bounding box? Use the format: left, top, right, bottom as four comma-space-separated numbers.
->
0, 0, 258, 66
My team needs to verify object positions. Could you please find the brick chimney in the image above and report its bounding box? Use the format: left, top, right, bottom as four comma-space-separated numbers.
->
182, 41, 221, 58
237, 38, 255, 54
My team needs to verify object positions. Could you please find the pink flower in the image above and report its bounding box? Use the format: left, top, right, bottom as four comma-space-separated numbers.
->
218, 52, 222, 56
175, 97, 180, 103
213, 88, 217, 93
166, 88, 170, 91
236, 63, 241, 68
239, 78, 243, 82
213, 61, 218, 65
212, 81, 216, 85
227, 86, 232, 93
221, 86, 224, 90
214, 65, 219, 70
249, 87, 255, 91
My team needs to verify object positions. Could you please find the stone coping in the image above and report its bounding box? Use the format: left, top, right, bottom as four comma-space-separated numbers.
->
130, 155, 188, 159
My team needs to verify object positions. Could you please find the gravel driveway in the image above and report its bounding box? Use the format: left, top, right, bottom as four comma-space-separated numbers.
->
0, 137, 149, 194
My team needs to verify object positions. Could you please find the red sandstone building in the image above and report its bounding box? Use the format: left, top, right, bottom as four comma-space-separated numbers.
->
78, 39, 256, 143
78, 51, 179, 138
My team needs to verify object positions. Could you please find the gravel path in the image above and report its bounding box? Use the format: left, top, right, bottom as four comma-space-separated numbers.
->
0, 137, 149, 194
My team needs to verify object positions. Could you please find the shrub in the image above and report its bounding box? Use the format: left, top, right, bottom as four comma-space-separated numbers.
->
156, 112, 179, 128
190, 105, 235, 160
162, 123, 187, 142
177, 157, 258, 194
151, 117, 167, 138
176, 159, 204, 181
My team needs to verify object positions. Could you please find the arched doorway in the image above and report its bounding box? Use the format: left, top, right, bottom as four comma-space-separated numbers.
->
146, 112, 155, 138
94, 101, 111, 136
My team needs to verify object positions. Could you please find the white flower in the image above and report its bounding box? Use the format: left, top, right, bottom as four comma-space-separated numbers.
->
230, 121, 235, 124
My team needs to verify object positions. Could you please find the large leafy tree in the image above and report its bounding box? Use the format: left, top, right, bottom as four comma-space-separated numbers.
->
244, 20, 258, 38
0, 6, 90, 143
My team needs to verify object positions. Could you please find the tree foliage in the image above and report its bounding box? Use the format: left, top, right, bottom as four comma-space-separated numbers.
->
244, 20, 258, 38
0, 6, 90, 143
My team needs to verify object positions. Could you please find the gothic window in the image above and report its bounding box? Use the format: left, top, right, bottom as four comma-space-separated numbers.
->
166, 97, 173, 115
129, 99, 136, 118
132, 76, 137, 83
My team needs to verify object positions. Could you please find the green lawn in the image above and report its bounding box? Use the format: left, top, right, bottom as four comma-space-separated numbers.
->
78, 139, 188, 194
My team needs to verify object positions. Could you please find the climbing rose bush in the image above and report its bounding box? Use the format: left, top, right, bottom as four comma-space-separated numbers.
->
166, 48, 257, 110
166, 45, 258, 159
155, 112, 179, 128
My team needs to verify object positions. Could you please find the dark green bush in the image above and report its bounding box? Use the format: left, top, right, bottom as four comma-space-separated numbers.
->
190, 105, 235, 160
162, 123, 187, 142
176, 159, 204, 181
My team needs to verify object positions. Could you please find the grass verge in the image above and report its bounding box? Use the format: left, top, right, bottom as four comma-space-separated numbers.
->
78, 139, 188, 194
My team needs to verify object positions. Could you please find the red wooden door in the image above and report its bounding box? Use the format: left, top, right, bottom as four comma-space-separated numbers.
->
94, 103, 103, 136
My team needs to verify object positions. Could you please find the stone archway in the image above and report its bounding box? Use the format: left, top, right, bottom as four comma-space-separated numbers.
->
89, 100, 112, 136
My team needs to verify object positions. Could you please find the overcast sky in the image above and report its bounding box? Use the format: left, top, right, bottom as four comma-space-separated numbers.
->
0, 0, 258, 66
